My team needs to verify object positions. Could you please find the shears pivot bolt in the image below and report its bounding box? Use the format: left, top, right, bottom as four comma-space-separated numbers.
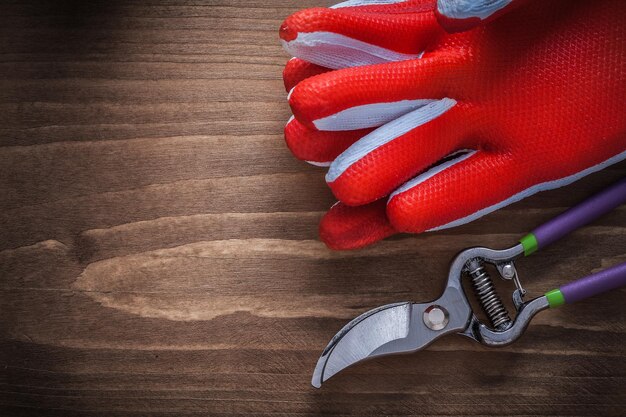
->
423, 305, 449, 331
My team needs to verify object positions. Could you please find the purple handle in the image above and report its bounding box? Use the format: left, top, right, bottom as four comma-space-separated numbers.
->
560, 262, 626, 304
532, 178, 626, 250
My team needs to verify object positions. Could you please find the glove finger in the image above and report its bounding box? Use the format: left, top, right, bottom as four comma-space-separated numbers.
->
285, 117, 373, 165
386, 150, 517, 232
436, 0, 530, 32
289, 54, 464, 131
327, 99, 473, 205
319, 200, 396, 250
283, 58, 331, 92
280, 1, 443, 69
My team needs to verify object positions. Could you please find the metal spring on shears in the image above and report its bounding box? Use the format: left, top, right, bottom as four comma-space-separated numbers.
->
466, 259, 512, 330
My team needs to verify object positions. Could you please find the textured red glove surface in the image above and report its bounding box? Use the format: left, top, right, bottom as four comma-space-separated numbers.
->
280, 0, 626, 249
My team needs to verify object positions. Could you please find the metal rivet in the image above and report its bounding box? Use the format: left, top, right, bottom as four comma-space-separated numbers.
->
423, 305, 449, 331
501, 263, 516, 279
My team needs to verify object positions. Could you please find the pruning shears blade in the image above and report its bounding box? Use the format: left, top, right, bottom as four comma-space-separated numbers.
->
312, 298, 469, 388
312, 302, 411, 388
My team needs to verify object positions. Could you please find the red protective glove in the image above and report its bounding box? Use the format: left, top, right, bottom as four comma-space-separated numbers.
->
280, 0, 626, 250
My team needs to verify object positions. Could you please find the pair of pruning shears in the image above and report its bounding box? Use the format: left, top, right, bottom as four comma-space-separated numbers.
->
312, 178, 626, 388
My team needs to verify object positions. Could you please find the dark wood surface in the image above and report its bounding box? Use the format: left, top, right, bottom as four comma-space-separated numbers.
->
1, 1, 625, 415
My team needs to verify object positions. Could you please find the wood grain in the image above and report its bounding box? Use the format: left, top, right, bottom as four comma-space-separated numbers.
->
1, 1, 625, 415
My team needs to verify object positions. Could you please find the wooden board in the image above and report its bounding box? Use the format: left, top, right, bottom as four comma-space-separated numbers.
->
1, 1, 625, 415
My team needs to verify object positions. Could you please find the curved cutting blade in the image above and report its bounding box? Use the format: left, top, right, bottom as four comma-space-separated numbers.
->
312, 287, 471, 388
